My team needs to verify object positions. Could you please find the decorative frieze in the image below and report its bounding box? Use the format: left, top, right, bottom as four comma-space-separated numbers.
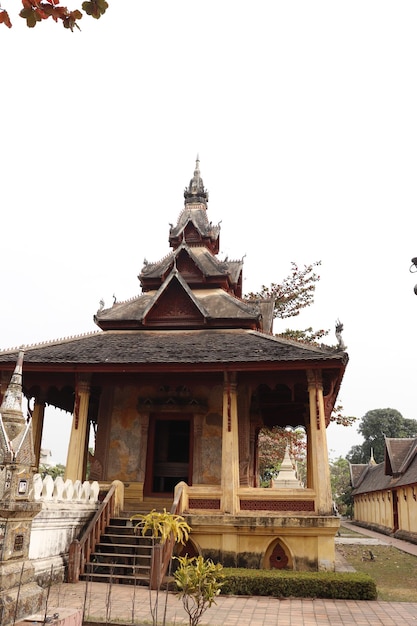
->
189, 498, 221, 510
240, 499, 315, 511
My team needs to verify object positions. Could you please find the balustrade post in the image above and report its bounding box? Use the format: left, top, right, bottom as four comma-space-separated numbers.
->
68, 540, 81, 583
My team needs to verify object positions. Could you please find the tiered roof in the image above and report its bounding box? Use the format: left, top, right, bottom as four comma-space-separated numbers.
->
95, 158, 266, 331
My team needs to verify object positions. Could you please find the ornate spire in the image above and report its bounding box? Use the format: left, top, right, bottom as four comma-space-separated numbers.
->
0, 350, 26, 442
184, 155, 209, 206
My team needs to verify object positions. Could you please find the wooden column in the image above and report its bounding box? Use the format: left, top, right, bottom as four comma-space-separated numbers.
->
65, 376, 91, 482
31, 397, 45, 467
307, 369, 332, 515
221, 371, 240, 514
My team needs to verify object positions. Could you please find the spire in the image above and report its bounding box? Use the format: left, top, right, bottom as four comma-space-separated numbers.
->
0, 349, 26, 442
184, 155, 209, 206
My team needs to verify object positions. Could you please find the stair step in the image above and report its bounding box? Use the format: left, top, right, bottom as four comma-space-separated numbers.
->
93, 554, 151, 564
81, 571, 150, 585
92, 551, 151, 560
96, 538, 152, 550
104, 526, 137, 534
83, 513, 168, 586
99, 534, 152, 543
88, 561, 149, 576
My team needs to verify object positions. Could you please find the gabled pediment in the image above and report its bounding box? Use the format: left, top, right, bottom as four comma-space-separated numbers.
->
176, 248, 205, 282
385, 437, 417, 476
183, 221, 203, 244
169, 203, 220, 253
142, 271, 209, 327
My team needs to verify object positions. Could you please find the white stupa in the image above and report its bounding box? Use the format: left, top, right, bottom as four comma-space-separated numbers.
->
271, 445, 302, 488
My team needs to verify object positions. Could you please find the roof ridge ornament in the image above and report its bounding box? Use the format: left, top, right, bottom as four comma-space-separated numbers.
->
184, 155, 209, 206
335, 319, 347, 351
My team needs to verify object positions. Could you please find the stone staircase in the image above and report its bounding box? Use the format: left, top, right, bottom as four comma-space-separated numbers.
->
80, 499, 173, 585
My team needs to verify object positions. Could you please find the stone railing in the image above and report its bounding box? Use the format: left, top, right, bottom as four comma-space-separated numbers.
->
33, 474, 100, 503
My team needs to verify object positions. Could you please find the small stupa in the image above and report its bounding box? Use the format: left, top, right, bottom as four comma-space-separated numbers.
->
271, 445, 302, 489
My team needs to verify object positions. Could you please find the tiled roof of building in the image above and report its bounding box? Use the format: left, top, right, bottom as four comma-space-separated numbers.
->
140, 244, 241, 281
95, 280, 259, 326
0, 329, 348, 369
169, 205, 220, 239
349, 463, 369, 489
351, 437, 417, 495
385, 437, 417, 475
351, 463, 393, 495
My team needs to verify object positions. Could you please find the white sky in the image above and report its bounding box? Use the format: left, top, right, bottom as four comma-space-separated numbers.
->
1, 1, 417, 464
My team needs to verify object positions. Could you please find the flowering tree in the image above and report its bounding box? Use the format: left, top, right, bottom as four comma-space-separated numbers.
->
0, 0, 108, 30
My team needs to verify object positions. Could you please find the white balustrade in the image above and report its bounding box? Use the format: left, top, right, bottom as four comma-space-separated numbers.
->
33, 474, 100, 503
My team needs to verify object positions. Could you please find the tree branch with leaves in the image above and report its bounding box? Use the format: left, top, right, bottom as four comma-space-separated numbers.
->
246, 261, 330, 344
0, 0, 108, 30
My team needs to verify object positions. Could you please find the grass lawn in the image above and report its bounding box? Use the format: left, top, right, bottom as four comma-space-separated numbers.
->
336, 543, 417, 602
337, 525, 368, 538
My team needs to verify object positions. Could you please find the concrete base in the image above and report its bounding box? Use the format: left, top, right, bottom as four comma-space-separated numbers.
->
16, 608, 82, 626
0, 581, 45, 626
0, 560, 45, 626
183, 513, 341, 571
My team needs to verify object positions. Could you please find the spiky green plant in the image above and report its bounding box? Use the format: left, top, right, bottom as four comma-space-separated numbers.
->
174, 555, 224, 626
131, 508, 191, 544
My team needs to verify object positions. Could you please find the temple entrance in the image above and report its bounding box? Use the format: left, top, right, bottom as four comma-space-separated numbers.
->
145, 414, 192, 495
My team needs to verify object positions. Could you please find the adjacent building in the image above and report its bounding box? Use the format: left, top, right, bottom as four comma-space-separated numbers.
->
350, 437, 417, 543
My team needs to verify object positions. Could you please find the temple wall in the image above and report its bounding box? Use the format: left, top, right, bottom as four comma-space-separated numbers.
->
107, 386, 143, 481
353, 485, 417, 541
185, 514, 339, 571
98, 380, 227, 486
201, 411, 222, 483
397, 485, 417, 533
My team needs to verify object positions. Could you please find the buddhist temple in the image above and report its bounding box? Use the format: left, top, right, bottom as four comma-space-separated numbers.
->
0, 158, 348, 573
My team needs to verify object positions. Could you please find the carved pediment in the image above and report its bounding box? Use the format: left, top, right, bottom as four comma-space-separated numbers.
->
144, 278, 205, 326
176, 249, 204, 281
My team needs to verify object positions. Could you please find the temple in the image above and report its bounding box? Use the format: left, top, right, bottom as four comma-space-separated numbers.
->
0, 158, 348, 574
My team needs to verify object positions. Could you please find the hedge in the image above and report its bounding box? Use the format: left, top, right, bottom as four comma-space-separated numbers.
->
221, 568, 377, 600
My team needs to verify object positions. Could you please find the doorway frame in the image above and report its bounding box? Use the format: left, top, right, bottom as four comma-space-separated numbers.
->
144, 412, 194, 497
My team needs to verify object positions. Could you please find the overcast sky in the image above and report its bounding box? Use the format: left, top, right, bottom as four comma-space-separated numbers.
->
1, 1, 416, 464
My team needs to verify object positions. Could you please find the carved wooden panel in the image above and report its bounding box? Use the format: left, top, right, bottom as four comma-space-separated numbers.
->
189, 498, 221, 510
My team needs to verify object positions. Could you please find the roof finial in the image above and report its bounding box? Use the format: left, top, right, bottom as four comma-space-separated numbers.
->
184, 155, 208, 206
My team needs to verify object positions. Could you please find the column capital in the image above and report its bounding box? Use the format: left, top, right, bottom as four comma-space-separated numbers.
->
223, 370, 237, 389
306, 369, 322, 389
76, 374, 91, 395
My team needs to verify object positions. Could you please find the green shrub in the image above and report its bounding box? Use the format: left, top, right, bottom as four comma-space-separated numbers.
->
221, 568, 377, 600
174, 555, 225, 626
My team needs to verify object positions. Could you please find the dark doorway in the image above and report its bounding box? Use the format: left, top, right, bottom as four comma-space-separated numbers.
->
145, 415, 192, 495
392, 490, 399, 533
